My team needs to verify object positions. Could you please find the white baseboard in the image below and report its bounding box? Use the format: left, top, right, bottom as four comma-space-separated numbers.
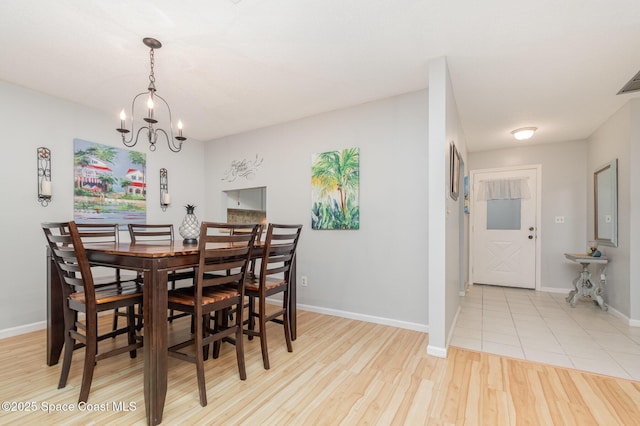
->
0, 321, 46, 339
1, 300, 430, 340
294, 302, 429, 333
540, 286, 572, 294
607, 304, 640, 327
427, 345, 447, 358
447, 305, 462, 346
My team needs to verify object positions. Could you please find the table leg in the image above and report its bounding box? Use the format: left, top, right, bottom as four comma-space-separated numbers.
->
47, 250, 64, 366
143, 266, 168, 425
566, 274, 580, 307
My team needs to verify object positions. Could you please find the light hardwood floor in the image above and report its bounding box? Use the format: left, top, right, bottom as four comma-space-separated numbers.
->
1, 310, 639, 425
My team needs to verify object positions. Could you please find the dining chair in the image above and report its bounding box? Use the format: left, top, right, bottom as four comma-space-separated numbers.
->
167, 222, 258, 407
244, 223, 302, 369
42, 221, 143, 403
71, 223, 141, 332
128, 223, 194, 322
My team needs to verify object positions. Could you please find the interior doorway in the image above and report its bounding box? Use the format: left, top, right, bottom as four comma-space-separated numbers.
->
224, 186, 267, 225
470, 165, 541, 289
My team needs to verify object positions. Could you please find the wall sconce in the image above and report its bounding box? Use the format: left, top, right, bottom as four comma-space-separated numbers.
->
160, 168, 170, 211
37, 147, 52, 207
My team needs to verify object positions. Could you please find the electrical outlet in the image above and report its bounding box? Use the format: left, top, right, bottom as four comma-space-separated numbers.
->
301, 275, 308, 287
555, 216, 565, 224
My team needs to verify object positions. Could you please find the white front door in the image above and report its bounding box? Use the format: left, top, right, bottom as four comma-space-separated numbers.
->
471, 166, 539, 289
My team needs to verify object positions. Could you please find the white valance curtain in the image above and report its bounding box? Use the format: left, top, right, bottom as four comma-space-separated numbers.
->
476, 178, 531, 201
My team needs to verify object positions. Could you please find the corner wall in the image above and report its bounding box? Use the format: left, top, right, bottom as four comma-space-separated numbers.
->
428, 57, 466, 357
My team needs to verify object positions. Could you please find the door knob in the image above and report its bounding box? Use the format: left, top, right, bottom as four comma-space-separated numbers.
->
528, 235, 533, 239
529, 227, 534, 231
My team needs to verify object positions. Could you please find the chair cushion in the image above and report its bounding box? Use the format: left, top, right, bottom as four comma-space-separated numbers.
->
168, 285, 239, 306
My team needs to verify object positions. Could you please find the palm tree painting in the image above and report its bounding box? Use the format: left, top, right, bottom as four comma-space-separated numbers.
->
311, 147, 360, 230
73, 139, 146, 226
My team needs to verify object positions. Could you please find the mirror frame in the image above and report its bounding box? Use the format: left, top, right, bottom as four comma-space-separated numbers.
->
594, 158, 618, 247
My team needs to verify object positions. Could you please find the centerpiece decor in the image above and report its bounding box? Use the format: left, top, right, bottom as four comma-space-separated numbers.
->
179, 204, 200, 244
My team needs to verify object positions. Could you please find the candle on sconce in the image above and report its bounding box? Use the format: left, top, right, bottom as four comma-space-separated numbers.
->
177, 120, 183, 138
162, 192, 171, 205
41, 180, 52, 196
119, 109, 126, 129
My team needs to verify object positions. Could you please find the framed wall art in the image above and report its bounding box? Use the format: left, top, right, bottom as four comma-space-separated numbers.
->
73, 139, 147, 227
450, 141, 460, 201
311, 147, 360, 230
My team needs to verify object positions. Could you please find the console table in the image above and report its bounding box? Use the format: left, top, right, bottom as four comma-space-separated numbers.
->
564, 253, 608, 310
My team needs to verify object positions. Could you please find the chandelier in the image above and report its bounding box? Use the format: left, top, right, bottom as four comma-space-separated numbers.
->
117, 37, 186, 152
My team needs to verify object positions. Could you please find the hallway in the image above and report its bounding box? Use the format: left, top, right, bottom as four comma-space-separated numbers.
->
451, 284, 640, 380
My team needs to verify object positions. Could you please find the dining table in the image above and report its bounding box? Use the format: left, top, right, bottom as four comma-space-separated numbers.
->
46, 239, 297, 425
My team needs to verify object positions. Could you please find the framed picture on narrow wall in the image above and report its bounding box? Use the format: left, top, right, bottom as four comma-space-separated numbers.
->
450, 141, 460, 201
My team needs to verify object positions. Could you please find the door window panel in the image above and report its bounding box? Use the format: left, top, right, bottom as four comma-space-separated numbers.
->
487, 199, 521, 230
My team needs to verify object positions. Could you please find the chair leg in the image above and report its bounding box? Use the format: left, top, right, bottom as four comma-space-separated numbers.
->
203, 314, 210, 361
283, 290, 293, 353
126, 306, 138, 358
235, 301, 247, 380
58, 310, 76, 389
247, 296, 256, 340
194, 314, 207, 407
259, 296, 270, 370
212, 310, 225, 359
78, 314, 98, 403
112, 309, 119, 335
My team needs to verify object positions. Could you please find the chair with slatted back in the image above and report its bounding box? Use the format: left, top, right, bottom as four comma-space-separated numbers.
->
231, 224, 264, 278
41, 221, 143, 403
71, 223, 140, 331
128, 224, 195, 322
167, 222, 258, 407
244, 223, 302, 369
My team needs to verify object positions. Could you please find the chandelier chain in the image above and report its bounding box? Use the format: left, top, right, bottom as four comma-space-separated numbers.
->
149, 48, 156, 85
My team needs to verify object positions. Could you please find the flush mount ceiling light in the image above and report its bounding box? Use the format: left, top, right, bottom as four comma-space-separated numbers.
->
511, 127, 537, 141
117, 37, 186, 152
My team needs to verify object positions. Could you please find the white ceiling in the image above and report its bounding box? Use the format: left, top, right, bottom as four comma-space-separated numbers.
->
2, 0, 640, 152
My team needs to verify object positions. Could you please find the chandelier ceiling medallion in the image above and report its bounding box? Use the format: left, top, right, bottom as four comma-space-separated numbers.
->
117, 37, 186, 152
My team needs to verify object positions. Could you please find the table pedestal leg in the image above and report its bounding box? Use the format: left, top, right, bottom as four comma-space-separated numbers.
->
566, 262, 607, 310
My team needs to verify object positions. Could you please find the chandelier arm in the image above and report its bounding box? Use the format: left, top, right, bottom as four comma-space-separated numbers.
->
122, 125, 152, 148
155, 128, 183, 153
153, 94, 176, 138
120, 91, 152, 145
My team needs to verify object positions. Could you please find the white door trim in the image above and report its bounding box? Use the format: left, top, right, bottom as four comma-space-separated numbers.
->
469, 164, 542, 290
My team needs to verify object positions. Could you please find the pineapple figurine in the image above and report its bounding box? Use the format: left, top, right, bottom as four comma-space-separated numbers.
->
179, 204, 200, 244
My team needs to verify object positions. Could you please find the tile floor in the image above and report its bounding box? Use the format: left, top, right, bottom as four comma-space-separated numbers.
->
451, 284, 640, 380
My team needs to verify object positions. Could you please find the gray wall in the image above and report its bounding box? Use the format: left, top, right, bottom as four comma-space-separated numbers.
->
587, 101, 637, 319
468, 139, 588, 290
0, 81, 206, 335
204, 90, 430, 329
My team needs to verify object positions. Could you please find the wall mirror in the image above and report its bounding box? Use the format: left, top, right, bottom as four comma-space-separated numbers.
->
594, 159, 618, 247
224, 186, 266, 225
